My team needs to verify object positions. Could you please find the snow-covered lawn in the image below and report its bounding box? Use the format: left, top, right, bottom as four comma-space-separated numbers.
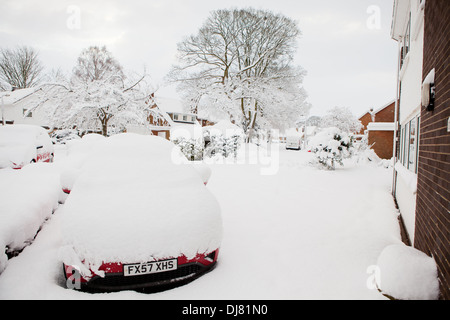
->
0, 145, 404, 299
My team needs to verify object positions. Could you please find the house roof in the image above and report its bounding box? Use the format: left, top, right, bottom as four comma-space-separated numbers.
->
372, 99, 396, 115
0, 88, 38, 105
367, 122, 395, 131
155, 96, 196, 116
391, 0, 411, 41
358, 99, 396, 120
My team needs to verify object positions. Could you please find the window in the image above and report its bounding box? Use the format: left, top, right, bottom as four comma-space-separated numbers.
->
399, 115, 420, 173
23, 108, 32, 118
401, 13, 411, 68
399, 125, 405, 164
183, 115, 187, 121
173, 114, 179, 120
403, 122, 410, 167
409, 119, 416, 170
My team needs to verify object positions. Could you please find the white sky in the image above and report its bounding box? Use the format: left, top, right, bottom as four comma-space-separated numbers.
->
0, 0, 398, 118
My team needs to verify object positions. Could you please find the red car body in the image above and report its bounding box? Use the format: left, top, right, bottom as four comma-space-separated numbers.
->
0, 125, 54, 169
64, 249, 219, 293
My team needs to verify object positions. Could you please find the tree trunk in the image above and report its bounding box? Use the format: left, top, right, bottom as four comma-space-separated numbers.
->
102, 123, 108, 137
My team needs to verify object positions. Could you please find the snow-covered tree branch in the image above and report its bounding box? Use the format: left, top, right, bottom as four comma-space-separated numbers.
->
320, 106, 363, 133
32, 46, 156, 136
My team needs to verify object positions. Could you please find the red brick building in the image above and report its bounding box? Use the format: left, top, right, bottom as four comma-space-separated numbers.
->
358, 101, 396, 159
415, 0, 450, 300
392, 0, 449, 299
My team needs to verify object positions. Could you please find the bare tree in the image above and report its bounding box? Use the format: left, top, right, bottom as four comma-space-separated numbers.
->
169, 8, 309, 137
0, 46, 43, 90
73, 46, 124, 82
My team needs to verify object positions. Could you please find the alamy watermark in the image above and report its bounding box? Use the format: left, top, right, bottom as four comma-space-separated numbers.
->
67, 5, 81, 30
170, 128, 281, 176
65, 265, 82, 290
366, 5, 381, 30
366, 265, 381, 290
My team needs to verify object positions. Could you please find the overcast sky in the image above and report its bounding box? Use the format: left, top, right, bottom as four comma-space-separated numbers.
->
0, 0, 398, 117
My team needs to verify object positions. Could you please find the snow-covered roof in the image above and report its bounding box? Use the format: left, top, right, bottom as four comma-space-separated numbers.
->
372, 99, 396, 116
358, 99, 395, 120
305, 126, 317, 136
203, 120, 244, 138
285, 128, 303, 138
155, 96, 195, 116
170, 122, 204, 141
0, 88, 38, 105
367, 122, 395, 131
391, 0, 411, 41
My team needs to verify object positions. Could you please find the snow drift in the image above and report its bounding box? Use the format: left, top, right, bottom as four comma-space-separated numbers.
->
376, 244, 439, 300
0, 163, 61, 273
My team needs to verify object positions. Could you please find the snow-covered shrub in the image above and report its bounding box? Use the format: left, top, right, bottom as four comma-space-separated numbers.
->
309, 127, 354, 170
50, 129, 81, 145
205, 133, 242, 159
376, 244, 440, 300
171, 137, 204, 161
203, 120, 245, 159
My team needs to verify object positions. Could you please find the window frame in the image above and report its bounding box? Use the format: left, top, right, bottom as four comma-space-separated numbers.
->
401, 13, 412, 68
399, 115, 420, 174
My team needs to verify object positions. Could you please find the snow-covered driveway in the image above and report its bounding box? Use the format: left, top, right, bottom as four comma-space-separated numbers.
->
0, 147, 401, 299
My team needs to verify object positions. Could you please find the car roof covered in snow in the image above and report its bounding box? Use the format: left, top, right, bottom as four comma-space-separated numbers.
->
0, 125, 53, 168
60, 133, 222, 270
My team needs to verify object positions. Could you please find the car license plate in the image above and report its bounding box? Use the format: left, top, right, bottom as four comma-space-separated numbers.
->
123, 259, 178, 277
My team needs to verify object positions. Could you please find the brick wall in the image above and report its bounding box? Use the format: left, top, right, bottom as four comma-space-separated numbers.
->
375, 102, 395, 122
415, 0, 450, 300
359, 112, 372, 134
368, 131, 394, 160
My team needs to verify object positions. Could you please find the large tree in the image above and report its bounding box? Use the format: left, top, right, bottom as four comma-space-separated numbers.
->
0, 46, 43, 90
320, 106, 363, 133
35, 46, 154, 136
169, 8, 310, 138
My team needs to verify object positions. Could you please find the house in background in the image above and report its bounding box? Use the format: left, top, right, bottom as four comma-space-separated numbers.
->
0, 88, 49, 127
128, 95, 216, 140
358, 100, 396, 159
158, 97, 215, 128
153, 96, 211, 142
391, 0, 449, 299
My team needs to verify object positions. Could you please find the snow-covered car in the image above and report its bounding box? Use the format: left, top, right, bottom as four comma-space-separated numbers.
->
50, 129, 81, 145
285, 129, 303, 151
0, 163, 61, 273
0, 124, 54, 169
60, 134, 222, 292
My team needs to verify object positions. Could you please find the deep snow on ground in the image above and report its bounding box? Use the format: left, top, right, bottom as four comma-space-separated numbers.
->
0, 145, 403, 299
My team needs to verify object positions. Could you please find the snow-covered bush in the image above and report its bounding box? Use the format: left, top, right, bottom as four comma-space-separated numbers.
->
171, 137, 204, 161
204, 133, 243, 159
50, 129, 80, 145
203, 121, 244, 159
354, 141, 394, 169
309, 127, 354, 170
